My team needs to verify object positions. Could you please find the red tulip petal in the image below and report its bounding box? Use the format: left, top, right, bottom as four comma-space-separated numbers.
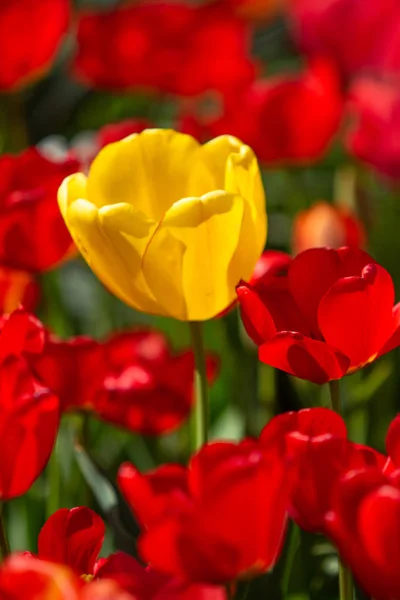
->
288, 248, 342, 336
250, 250, 291, 284
359, 486, 400, 575
318, 263, 395, 370
336, 246, 377, 276
260, 407, 347, 450
0, 357, 60, 500
39, 507, 105, 576
378, 302, 400, 357
237, 283, 276, 345
259, 332, 349, 384
118, 462, 189, 528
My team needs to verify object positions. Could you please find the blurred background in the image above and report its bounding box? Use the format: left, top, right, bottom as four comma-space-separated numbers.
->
2, 0, 400, 598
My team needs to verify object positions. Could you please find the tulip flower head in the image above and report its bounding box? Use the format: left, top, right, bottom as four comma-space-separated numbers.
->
238, 247, 400, 383
58, 129, 267, 321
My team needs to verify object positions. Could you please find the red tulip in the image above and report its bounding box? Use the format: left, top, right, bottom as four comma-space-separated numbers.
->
31, 329, 219, 435
0, 555, 137, 600
326, 468, 400, 599
119, 439, 290, 584
97, 552, 227, 600
0, 148, 79, 272
346, 76, 400, 180
287, 0, 400, 81
37, 508, 105, 577
101, 334, 219, 434
209, 59, 343, 165
0, 356, 59, 500
292, 201, 365, 254
261, 407, 386, 531
237, 247, 400, 384
73, 2, 256, 97
0, 0, 69, 91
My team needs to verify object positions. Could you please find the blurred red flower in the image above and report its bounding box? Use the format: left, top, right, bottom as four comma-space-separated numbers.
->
0, 308, 59, 500
209, 59, 343, 165
0, 356, 59, 500
97, 119, 154, 149
0, 555, 136, 600
97, 552, 227, 600
32, 329, 219, 435
0, 0, 70, 91
73, 2, 256, 97
222, 0, 282, 21
26, 507, 226, 599
0, 307, 45, 359
260, 407, 386, 531
0, 267, 39, 313
119, 439, 290, 584
326, 467, 400, 600
37, 507, 105, 578
346, 76, 400, 180
237, 247, 400, 383
292, 201, 365, 254
0, 148, 79, 273
287, 0, 400, 81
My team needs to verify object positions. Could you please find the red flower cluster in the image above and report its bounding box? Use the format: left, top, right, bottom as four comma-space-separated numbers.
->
287, 0, 400, 81
31, 329, 219, 435
73, 2, 256, 98
292, 201, 365, 254
0, 148, 79, 273
0, 308, 59, 500
119, 437, 290, 584
209, 59, 343, 165
0, 0, 69, 91
238, 247, 400, 383
0, 507, 226, 599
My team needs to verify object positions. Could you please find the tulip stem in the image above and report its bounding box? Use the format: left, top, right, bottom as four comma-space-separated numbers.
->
328, 380, 354, 600
328, 379, 342, 413
189, 321, 209, 451
339, 559, 354, 600
0, 503, 10, 560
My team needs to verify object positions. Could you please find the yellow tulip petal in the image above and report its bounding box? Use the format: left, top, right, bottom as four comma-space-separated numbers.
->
199, 135, 246, 189
65, 199, 166, 315
226, 144, 267, 225
87, 129, 205, 220
58, 173, 88, 218
226, 148, 267, 268
142, 191, 244, 321
98, 203, 162, 314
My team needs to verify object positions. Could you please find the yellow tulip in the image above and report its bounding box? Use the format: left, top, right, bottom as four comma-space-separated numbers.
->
58, 129, 267, 321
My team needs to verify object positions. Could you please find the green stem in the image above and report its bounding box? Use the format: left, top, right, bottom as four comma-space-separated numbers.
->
329, 379, 342, 413
339, 559, 354, 600
0, 503, 10, 560
46, 443, 60, 518
328, 380, 354, 600
189, 321, 209, 451
3, 91, 29, 153
281, 522, 301, 595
